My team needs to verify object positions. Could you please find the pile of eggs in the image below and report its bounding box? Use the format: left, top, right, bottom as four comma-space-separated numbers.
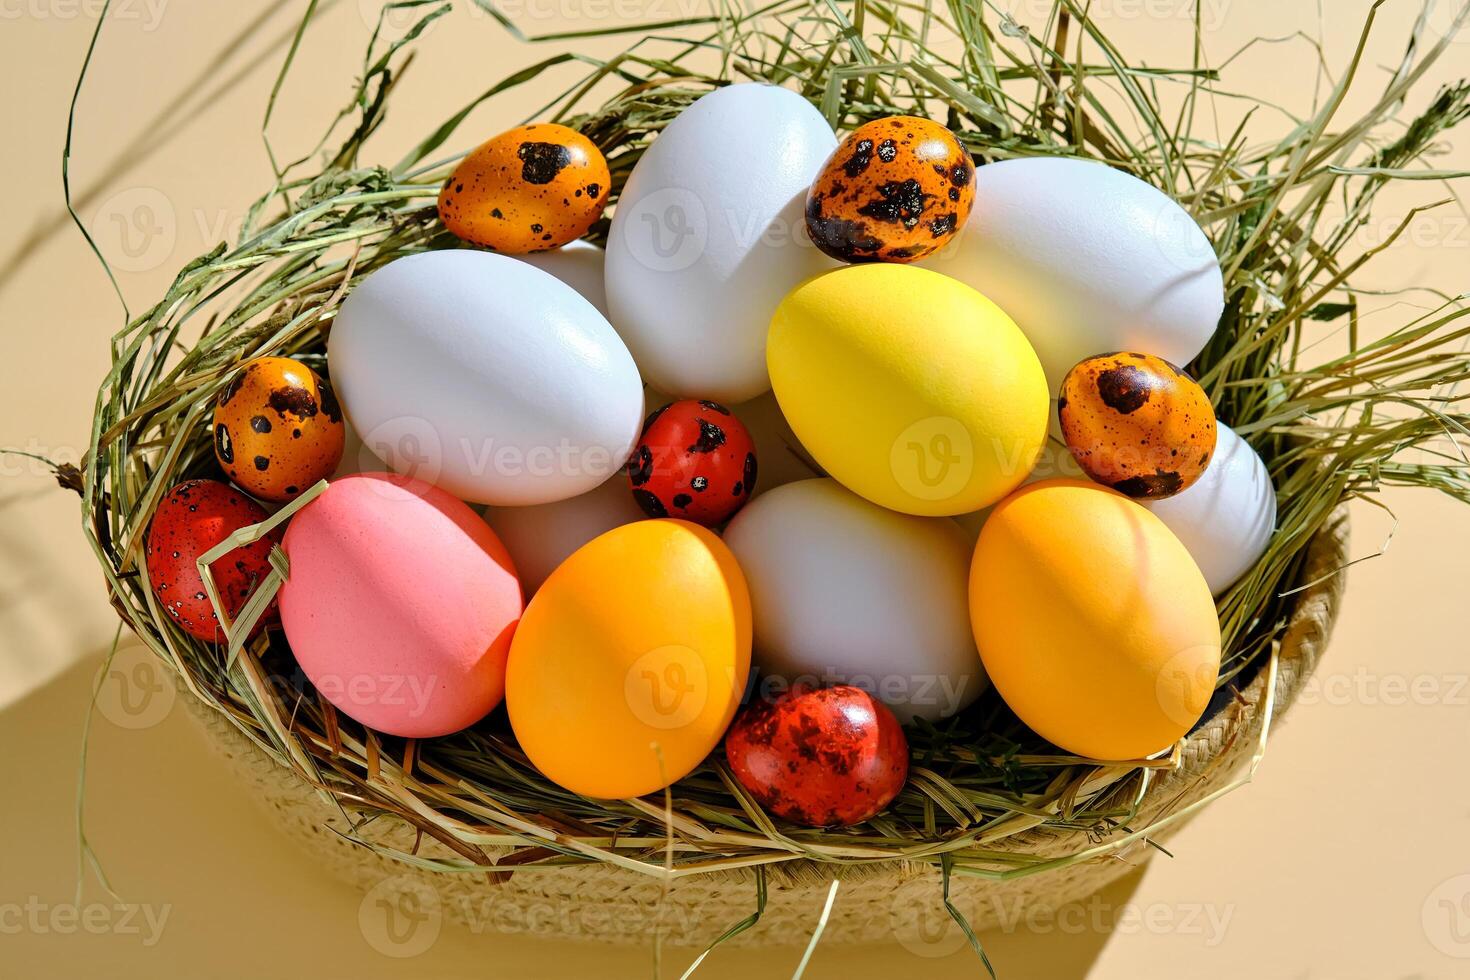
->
146, 84, 1279, 828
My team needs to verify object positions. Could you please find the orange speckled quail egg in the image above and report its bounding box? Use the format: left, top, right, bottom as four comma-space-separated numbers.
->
1058, 352, 1217, 500
438, 123, 610, 253
805, 115, 975, 263
213, 356, 345, 502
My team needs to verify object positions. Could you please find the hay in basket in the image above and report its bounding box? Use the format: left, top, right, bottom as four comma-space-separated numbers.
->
56, 0, 1470, 962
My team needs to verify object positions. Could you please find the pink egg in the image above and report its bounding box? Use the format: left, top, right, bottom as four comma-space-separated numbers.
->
279, 472, 522, 737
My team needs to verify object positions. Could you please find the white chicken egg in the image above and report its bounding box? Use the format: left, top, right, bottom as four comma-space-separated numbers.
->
1144, 423, 1276, 595
515, 240, 608, 319
605, 83, 837, 403
483, 475, 645, 595
932, 157, 1224, 392
734, 390, 823, 495
723, 478, 986, 723
329, 250, 644, 506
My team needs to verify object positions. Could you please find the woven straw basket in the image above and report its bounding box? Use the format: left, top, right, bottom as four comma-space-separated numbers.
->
176, 510, 1348, 947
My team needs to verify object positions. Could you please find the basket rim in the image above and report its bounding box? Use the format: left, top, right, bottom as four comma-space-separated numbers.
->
75, 0, 1460, 883
167, 503, 1348, 889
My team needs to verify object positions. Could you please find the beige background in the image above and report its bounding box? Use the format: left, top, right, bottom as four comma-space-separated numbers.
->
2, 1, 1468, 976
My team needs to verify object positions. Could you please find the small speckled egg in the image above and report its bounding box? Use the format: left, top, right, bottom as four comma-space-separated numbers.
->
805, 115, 975, 263
725, 683, 909, 828
214, 357, 345, 502
627, 400, 756, 526
438, 123, 610, 253
1058, 352, 1217, 500
146, 479, 280, 643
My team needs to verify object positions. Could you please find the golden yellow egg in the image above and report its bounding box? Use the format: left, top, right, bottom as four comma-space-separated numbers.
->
505, 519, 751, 798
969, 479, 1220, 760
767, 264, 1049, 516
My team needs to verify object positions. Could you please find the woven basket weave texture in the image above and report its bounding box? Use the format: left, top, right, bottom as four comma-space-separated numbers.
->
180, 509, 1348, 947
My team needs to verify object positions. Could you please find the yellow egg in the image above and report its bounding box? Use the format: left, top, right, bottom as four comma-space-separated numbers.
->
767, 264, 1049, 516
969, 480, 1220, 760
505, 519, 751, 798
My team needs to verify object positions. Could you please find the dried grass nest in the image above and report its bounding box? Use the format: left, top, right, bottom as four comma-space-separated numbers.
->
60, 0, 1470, 957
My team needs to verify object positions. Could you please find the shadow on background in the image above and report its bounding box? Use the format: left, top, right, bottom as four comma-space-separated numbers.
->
0, 650, 1131, 978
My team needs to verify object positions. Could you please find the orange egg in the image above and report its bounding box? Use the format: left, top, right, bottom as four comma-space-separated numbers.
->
805, 115, 975, 263
1058, 352, 1217, 500
213, 357, 345, 502
970, 479, 1221, 760
438, 123, 610, 253
505, 519, 751, 799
